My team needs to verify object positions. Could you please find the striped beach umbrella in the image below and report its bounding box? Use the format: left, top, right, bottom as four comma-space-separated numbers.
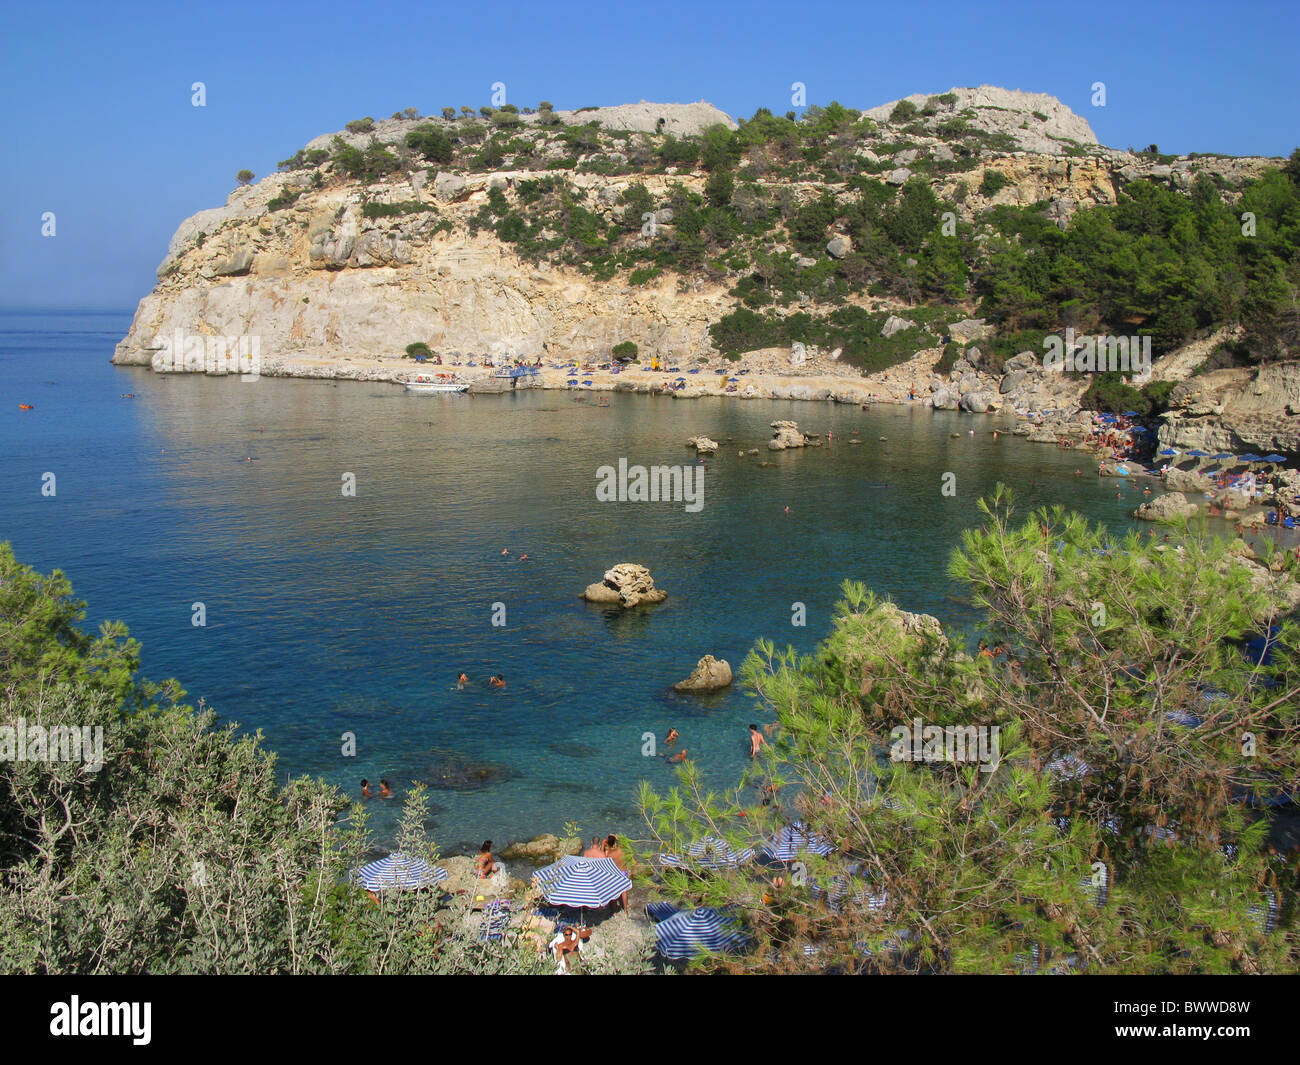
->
654, 907, 750, 960
660, 836, 755, 870
1047, 754, 1092, 780
532, 855, 630, 909
762, 823, 834, 861
351, 852, 448, 892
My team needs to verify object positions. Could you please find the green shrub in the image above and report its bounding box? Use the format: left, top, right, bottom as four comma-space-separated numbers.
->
612, 341, 639, 361
889, 100, 918, 123
404, 342, 432, 359
405, 124, 454, 163
980, 169, 1009, 197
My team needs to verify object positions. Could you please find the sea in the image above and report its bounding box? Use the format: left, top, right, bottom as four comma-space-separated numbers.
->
1, 308, 1232, 854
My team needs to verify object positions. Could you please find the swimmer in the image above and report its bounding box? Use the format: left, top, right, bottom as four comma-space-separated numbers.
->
969, 429, 974, 437
501, 548, 509, 556
361, 779, 372, 799
667, 748, 689, 763
457, 672, 469, 690
519, 553, 529, 561
489, 674, 506, 688
783, 506, 791, 515
749, 723, 767, 758
380, 779, 393, 798
665, 727, 680, 747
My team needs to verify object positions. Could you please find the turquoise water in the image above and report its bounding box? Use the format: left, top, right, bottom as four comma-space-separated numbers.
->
2, 309, 1161, 853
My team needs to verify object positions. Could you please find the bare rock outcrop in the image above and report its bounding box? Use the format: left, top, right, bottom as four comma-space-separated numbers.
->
1134, 492, 1199, 522
672, 655, 733, 693
581, 563, 667, 607
768, 420, 807, 450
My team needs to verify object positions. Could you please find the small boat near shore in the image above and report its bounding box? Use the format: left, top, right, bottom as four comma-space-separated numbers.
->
402, 371, 468, 394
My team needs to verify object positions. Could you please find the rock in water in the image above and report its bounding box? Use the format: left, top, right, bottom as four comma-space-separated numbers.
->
673, 654, 733, 693
581, 563, 667, 607
1134, 492, 1199, 521
768, 420, 807, 450
687, 435, 719, 454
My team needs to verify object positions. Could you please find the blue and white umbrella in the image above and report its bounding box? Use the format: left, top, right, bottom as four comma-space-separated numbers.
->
661, 836, 755, 870
351, 852, 448, 892
532, 855, 630, 908
1158, 447, 1179, 457
654, 907, 749, 960
1186, 449, 1210, 458
1239, 453, 1264, 463
762, 823, 834, 861
1264, 454, 1288, 464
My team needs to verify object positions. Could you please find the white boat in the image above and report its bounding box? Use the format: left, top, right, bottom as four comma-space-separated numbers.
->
402, 371, 468, 393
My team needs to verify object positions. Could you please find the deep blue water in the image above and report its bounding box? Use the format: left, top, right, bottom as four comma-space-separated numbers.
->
2, 309, 1161, 853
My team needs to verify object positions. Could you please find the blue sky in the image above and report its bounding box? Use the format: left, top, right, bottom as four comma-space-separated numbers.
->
2, 0, 1296, 310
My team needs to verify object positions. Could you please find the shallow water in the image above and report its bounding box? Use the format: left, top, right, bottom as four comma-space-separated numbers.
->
6, 309, 1271, 852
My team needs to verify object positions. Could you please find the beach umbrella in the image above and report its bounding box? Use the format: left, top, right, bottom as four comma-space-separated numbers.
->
1158, 447, 1179, 457
532, 855, 630, 910
351, 852, 447, 893
1239, 453, 1264, 463
1129, 426, 1151, 434
1264, 454, 1288, 464
660, 836, 755, 870
1186, 449, 1209, 458
654, 907, 750, 960
1047, 754, 1092, 781
1211, 453, 1235, 461
1121, 410, 1139, 417
762, 823, 834, 861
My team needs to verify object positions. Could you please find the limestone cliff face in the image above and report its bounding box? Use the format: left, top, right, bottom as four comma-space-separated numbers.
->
112, 92, 1281, 375
1159, 362, 1300, 452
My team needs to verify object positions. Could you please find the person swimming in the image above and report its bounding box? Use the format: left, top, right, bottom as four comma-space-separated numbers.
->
665, 727, 680, 748
489, 674, 506, 688
457, 672, 469, 689
667, 748, 689, 763
360, 779, 372, 799
380, 779, 393, 798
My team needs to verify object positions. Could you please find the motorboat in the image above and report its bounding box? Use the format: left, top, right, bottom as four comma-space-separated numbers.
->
402, 371, 468, 393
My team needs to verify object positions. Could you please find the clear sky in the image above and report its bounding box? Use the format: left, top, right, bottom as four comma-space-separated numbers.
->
2, 0, 1296, 311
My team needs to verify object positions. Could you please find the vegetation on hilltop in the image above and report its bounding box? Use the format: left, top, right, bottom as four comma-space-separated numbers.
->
269, 102, 1299, 377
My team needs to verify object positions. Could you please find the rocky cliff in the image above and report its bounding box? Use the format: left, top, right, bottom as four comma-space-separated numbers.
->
113, 89, 1288, 424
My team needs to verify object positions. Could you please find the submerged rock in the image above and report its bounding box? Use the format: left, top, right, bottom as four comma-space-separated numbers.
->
419, 749, 521, 791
